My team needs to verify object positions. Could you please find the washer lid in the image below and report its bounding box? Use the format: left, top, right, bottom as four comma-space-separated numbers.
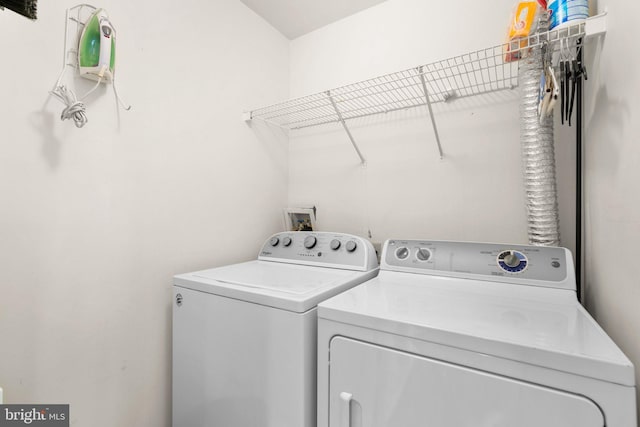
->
318, 271, 635, 386
174, 260, 378, 313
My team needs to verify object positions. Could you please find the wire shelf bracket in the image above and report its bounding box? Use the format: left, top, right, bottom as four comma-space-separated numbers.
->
418, 66, 444, 159
327, 90, 367, 165
244, 13, 606, 163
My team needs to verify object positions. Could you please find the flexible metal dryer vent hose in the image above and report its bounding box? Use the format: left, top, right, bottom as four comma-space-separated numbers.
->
518, 24, 561, 247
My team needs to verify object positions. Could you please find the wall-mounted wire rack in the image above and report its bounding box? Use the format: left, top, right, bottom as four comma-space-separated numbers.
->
244, 13, 606, 164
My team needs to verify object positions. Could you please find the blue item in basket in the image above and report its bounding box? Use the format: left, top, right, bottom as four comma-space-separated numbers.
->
549, 0, 589, 29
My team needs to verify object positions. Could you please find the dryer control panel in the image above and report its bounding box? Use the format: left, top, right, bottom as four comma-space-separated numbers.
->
382, 240, 573, 290
259, 232, 378, 272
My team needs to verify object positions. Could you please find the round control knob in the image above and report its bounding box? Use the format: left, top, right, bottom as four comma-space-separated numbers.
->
304, 236, 317, 249
497, 250, 528, 273
416, 248, 431, 261
282, 237, 292, 247
396, 247, 409, 260
270, 237, 279, 247
330, 239, 341, 250
504, 251, 520, 268
345, 241, 357, 252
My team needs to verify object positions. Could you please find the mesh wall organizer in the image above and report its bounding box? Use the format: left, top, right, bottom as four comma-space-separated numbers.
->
244, 14, 606, 164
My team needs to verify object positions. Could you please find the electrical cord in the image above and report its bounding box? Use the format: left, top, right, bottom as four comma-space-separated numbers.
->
50, 75, 103, 128
50, 64, 130, 128
50, 84, 88, 128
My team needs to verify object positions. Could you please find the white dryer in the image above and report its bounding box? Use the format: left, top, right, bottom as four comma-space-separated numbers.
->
173, 231, 378, 427
317, 239, 637, 427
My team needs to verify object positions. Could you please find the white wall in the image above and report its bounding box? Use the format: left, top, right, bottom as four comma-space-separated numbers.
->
584, 0, 640, 418
0, 0, 289, 425
288, 0, 577, 253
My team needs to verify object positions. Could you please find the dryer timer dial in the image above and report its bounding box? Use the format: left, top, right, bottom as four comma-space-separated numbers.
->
497, 250, 528, 273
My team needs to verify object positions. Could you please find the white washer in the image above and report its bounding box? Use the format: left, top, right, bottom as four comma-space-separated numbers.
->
317, 239, 637, 427
173, 231, 378, 427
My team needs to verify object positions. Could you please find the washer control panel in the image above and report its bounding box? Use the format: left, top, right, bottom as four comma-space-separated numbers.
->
383, 240, 571, 288
259, 232, 378, 271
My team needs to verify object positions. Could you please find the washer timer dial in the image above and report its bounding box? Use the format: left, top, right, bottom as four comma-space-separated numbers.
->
497, 250, 528, 273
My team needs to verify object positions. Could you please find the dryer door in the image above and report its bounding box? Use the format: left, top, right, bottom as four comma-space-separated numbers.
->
329, 337, 605, 427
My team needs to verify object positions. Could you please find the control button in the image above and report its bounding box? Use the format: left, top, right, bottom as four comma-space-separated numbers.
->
283, 237, 292, 247
396, 247, 409, 260
497, 250, 528, 273
345, 241, 357, 252
551, 261, 561, 268
416, 248, 431, 262
304, 236, 317, 249
504, 252, 520, 268
330, 239, 341, 250
270, 237, 280, 247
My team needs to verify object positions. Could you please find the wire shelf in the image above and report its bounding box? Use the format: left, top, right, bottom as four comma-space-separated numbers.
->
246, 14, 605, 163
250, 21, 586, 130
